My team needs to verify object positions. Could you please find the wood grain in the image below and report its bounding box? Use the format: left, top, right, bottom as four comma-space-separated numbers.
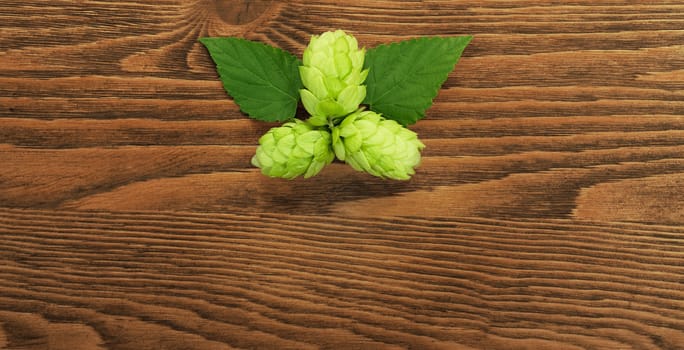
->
1, 0, 683, 223
2, 208, 684, 349
1, 0, 684, 348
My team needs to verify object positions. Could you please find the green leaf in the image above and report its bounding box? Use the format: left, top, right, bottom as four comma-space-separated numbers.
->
363, 36, 472, 125
199, 37, 303, 122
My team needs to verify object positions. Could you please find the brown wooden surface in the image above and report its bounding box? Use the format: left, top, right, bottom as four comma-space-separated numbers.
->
1, 1, 683, 349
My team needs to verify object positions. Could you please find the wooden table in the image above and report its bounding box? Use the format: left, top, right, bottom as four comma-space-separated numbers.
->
1, 1, 683, 349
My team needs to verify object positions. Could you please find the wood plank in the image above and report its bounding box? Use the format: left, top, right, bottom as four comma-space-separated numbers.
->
1, 1, 682, 120
1, 1, 684, 348
4, 115, 684, 148
1, 0, 682, 223
0, 0, 684, 223
1, 143, 684, 222
1, 208, 684, 349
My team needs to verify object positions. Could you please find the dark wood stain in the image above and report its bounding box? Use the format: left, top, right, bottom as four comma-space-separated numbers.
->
0, 1, 683, 348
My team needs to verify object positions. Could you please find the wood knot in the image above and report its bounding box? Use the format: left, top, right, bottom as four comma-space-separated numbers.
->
215, 0, 274, 25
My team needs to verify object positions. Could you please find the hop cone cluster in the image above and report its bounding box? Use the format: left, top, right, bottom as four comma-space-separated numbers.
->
299, 30, 368, 126
252, 30, 424, 180
333, 110, 425, 180
251, 120, 334, 179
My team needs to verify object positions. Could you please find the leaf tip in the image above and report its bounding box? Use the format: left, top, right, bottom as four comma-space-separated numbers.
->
198, 37, 215, 48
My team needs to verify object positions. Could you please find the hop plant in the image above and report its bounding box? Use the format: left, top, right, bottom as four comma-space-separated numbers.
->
251, 120, 335, 179
201, 28, 471, 181
299, 30, 369, 126
333, 110, 425, 180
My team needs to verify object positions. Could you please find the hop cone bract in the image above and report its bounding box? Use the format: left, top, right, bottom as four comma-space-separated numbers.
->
332, 110, 425, 180
299, 30, 368, 125
251, 120, 334, 179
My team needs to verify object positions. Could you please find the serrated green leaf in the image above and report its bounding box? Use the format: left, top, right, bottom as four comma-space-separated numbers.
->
363, 36, 472, 126
199, 37, 303, 122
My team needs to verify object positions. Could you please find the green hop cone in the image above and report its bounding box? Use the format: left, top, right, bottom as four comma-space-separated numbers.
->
251, 119, 335, 179
332, 110, 426, 180
299, 30, 369, 126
